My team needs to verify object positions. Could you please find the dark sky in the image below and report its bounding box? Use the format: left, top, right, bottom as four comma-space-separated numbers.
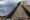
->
0, 0, 17, 16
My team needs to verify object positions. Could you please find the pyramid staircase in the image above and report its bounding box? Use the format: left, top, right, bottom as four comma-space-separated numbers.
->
11, 1, 30, 20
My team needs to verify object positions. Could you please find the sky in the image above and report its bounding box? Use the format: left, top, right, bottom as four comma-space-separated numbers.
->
0, 0, 30, 16
0, 0, 22, 16
0, 0, 30, 5
9, 0, 22, 3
